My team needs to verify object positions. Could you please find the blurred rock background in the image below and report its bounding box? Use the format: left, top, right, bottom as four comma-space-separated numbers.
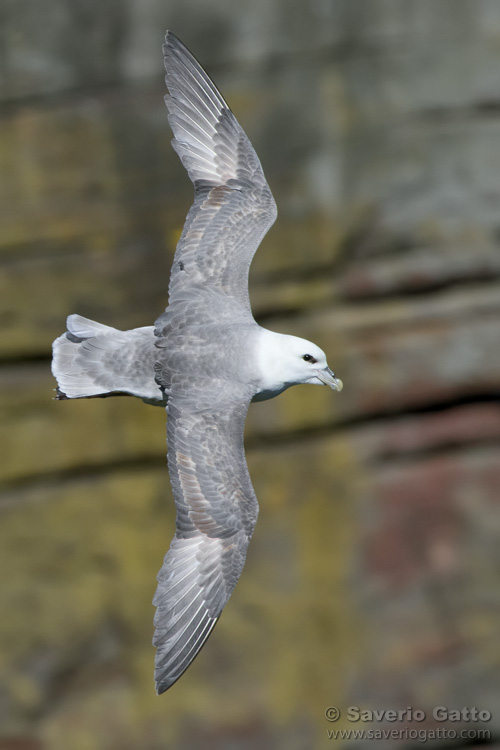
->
1, 1, 500, 748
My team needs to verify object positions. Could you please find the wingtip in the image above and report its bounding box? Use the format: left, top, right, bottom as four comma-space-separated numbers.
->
154, 666, 183, 695
163, 30, 184, 54
163, 31, 192, 71
155, 679, 172, 695
164, 29, 173, 47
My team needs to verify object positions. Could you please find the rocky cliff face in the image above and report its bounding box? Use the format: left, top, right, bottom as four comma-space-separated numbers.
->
2, 2, 500, 748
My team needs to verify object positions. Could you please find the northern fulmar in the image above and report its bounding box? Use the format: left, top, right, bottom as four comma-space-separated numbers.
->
52, 31, 343, 693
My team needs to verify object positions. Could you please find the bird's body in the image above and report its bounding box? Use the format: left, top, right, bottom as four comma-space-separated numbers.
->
52, 32, 342, 693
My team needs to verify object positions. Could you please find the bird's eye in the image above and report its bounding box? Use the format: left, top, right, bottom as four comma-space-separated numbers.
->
302, 354, 317, 363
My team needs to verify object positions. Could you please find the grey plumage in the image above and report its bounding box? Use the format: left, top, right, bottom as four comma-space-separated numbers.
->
52, 315, 162, 403
152, 32, 275, 691
51, 31, 342, 694
158, 32, 277, 314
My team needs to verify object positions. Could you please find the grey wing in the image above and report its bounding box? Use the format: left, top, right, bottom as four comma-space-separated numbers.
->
162, 31, 277, 310
153, 391, 258, 693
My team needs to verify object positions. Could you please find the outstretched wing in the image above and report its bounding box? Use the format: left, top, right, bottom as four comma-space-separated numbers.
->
162, 31, 277, 311
153, 390, 258, 693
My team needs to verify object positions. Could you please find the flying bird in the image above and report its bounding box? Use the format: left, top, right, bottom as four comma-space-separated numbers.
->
52, 31, 343, 693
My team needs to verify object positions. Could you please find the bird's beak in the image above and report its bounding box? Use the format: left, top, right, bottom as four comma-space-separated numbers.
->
316, 367, 343, 392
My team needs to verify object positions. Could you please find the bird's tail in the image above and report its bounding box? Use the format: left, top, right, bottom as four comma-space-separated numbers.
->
51, 314, 164, 404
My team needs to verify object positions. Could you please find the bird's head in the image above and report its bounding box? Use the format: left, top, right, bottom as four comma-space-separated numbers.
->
254, 329, 343, 398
